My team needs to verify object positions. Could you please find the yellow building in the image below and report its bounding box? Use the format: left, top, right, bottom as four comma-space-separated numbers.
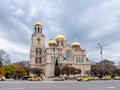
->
30, 21, 91, 77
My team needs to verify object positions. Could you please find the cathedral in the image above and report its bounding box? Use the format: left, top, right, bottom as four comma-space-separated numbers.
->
30, 21, 91, 77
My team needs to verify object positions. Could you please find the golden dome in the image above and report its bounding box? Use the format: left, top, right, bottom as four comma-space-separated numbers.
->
72, 39, 80, 47
55, 34, 66, 41
48, 39, 57, 46
34, 21, 42, 26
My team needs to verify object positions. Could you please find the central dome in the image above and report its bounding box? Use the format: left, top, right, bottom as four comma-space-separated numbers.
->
55, 34, 66, 41
34, 21, 42, 26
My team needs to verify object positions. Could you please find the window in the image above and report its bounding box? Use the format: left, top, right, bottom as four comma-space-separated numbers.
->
76, 57, 78, 63
36, 48, 42, 55
72, 56, 74, 62
39, 48, 42, 55
61, 41, 63, 46
38, 27, 39, 32
35, 57, 38, 63
57, 41, 59, 46
79, 57, 81, 63
66, 51, 71, 60
76, 57, 84, 63
39, 57, 42, 63
36, 48, 38, 55
54, 55, 56, 62
51, 56, 60, 63
51, 56, 54, 63
40, 27, 42, 33
57, 56, 60, 62
51, 56, 53, 60
53, 48, 55, 52
81, 57, 83, 63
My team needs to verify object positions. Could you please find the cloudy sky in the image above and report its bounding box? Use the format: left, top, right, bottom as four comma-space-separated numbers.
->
0, 0, 120, 64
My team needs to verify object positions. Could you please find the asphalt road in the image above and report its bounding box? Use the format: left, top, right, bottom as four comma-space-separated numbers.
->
0, 80, 120, 90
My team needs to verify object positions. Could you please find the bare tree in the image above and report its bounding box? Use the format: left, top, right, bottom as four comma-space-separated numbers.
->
30, 68, 44, 76
91, 59, 116, 77
0, 50, 11, 67
62, 66, 82, 78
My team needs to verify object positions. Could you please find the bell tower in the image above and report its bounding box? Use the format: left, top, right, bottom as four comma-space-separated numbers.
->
34, 22, 42, 33
30, 21, 46, 74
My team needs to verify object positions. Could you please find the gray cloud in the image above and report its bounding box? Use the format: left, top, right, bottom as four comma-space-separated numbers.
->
0, 0, 120, 64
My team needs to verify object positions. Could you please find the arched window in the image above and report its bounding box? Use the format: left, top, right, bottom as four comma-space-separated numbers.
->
38, 27, 39, 32
54, 55, 56, 62
76, 57, 78, 63
39, 48, 42, 55
36, 48, 42, 55
36, 48, 38, 55
81, 57, 83, 63
35, 27, 37, 32
51, 56, 53, 62
40, 27, 42, 33
61, 41, 63, 46
39, 57, 42, 63
65, 50, 71, 60
57, 41, 59, 46
35, 57, 38, 63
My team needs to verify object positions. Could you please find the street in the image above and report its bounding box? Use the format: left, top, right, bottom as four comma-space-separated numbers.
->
0, 80, 120, 90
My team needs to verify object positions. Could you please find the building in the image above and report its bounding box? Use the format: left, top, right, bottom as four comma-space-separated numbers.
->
20, 61, 30, 67
15, 61, 30, 68
96, 59, 115, 66
30, 21, 91, 77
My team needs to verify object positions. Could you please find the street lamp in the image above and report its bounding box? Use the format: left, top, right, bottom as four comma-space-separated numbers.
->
98, 43, 108, 61
98, 43, 103, 60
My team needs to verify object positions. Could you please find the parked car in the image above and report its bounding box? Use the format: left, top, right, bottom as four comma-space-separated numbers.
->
0, 75, 6, 81
28, 76, 42, 81
101, 76, 112, 80
53, 76, 65, 81
89, 76, 99, 80
77, 76, 90, 81
22, 76, 32, 80
114, 76, 120, 80
81, 77, 89, 81
77, 76, 82, 81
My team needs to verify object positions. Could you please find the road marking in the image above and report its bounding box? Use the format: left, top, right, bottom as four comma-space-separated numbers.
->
106, 87, 115, 89
5, 88, 24, 90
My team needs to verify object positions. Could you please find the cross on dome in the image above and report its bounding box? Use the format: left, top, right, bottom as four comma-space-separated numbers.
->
74, 39, 77, 42
72, 38, 80, 47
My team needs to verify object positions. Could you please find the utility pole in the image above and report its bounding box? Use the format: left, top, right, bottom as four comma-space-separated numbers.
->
98, 43, 103, 61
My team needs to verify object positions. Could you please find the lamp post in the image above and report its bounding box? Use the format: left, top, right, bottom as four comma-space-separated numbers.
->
98, 43, 103, 61
98, 43, 108, 61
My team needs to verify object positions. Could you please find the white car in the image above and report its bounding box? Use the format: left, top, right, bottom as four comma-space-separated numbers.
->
53, 76, 65, 81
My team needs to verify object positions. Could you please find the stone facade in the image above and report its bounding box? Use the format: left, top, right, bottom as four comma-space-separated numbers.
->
30, 21, 91, 77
